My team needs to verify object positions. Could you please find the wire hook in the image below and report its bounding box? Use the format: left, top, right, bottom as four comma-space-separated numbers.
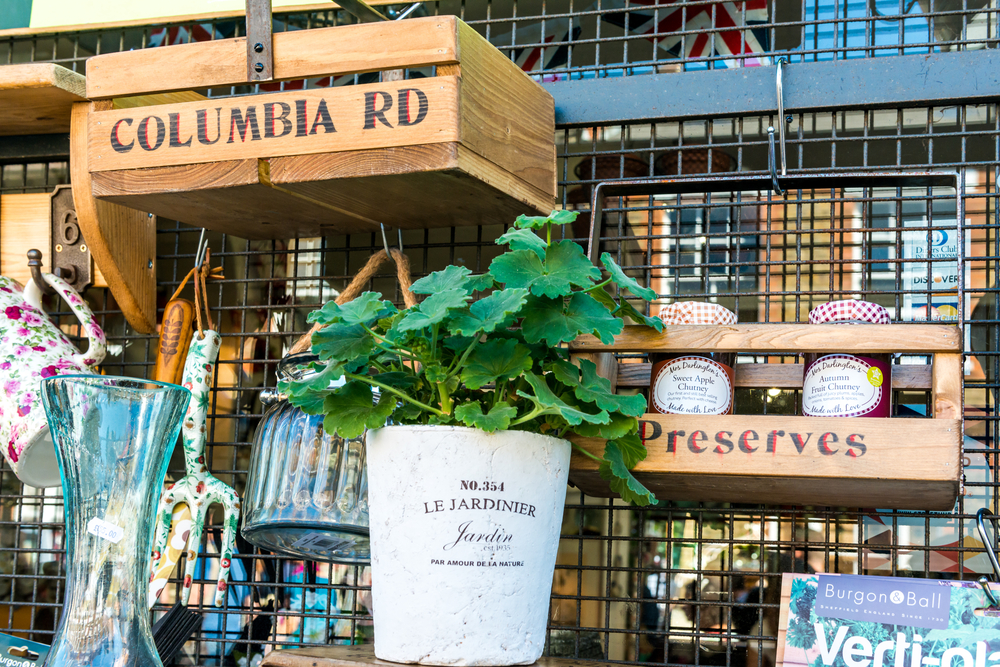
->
768, 57, 790, 195
380, 224, 403, 258
976, 508, 1000, 607
194, 228, 209, 270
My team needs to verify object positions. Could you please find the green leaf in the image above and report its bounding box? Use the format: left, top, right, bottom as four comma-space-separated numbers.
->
489, 242, 600, 299
410, 266, 472, 294
454, 402, 518, 432
447, 288, 529, 336
514, 210, 578, 229
518, 372, 609, 426
611, 431, 647, 468
497, 228, 547, 259
320, 381, 396, 439
397, 289, 471, 332
520, 293, 624, 346
280, 362, 346, 415
571, 412, 638, 440
489, 249, 544, 291
309, 292, 395, 327
531, 241, 601, 298
513, 214, 551, 230
547, 359, 580, 387
575, 359, 647, 417
311, 323, 375, 363
615, 298, 665, 332
461, 339, 533, 389
466, 273, 496, 293
601, 253, 657, 301
598, 440, 656, 506
548, 210, 578, 225
424, 364, 448, 383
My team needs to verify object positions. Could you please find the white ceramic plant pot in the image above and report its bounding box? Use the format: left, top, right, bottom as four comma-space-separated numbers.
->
366, 425, 571, 666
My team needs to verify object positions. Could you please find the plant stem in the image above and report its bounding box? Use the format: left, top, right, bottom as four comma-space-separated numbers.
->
585, 278, 613, 293
437, 383, 453, 415
344, 373, 447, 417
448, 336, 480, 375
362, 324, 418, 357
546, 222, 552, 246
431, 322, 439, 358
571, 442, 604, 463
510, 407, 546, 426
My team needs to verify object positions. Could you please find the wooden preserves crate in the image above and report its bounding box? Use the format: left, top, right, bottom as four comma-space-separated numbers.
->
568, 323, 963, 510
79, 16, 556, 239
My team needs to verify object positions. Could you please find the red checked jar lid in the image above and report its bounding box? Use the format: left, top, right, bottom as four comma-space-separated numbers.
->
802, 299, 892, 418
648, 302, 737, 415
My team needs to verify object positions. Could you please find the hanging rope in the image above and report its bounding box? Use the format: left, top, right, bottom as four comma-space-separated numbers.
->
288, 248, 416, 356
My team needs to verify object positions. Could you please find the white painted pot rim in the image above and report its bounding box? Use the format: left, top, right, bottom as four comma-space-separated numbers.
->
371, 423, 569, 441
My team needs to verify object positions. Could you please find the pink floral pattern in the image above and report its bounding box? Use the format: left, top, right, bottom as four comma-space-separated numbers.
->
0, 273, 106, 486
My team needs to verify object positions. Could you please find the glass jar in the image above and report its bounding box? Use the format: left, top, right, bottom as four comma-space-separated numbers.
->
648, 302, 738, 415
242, 354, 370, 563
801, 300, 892, 418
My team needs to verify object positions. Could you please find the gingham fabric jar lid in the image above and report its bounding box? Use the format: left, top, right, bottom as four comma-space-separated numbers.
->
658, 301, 738, 325
808, 299, 890, 325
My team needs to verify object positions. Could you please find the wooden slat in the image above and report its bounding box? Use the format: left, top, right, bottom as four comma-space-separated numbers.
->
86, 16, 460, 99
0, 63, 86, 135
70, 102, 157, 334
616, 362, 934, 390
87, 77, 462, 173
0, 1, 422, 39
261, 644, 612, 667
0, 193, 107, 289
569, 324, 961, 354
570, 414, 961, 510
933, 353, 963, 420
455, 21, 556, 196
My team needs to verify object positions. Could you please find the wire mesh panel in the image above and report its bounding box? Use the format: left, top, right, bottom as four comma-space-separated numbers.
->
1, 2, 999, 666
2, 1, 998, 81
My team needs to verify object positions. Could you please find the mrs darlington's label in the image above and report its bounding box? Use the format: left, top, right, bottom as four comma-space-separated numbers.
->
802, 354, 890, 418
650, 356, 734, 415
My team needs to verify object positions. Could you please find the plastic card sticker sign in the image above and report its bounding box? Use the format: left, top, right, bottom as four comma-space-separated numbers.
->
778, 573, 1000, 667
0, 632, 49, 666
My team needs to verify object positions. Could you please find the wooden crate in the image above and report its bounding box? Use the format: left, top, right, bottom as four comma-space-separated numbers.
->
81, 16, 556, 239
568, 324, 963, 511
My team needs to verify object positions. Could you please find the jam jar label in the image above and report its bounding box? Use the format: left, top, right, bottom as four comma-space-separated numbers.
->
802, 354, 888, 417
651, 356, 733, 415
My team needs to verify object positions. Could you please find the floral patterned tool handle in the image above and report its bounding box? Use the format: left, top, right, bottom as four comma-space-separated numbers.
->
149, 331, 241, 607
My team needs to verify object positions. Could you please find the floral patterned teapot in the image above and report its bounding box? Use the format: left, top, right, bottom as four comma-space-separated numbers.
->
0, 272, 106, 487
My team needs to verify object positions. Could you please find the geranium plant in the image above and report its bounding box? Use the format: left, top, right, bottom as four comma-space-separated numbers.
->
280, 210, 664, 505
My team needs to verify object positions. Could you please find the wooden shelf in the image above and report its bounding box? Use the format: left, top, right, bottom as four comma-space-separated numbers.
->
568, 323, 964, 510
0, 63, 85, 135
261, 644, 611, 667
569, 323, 961, 354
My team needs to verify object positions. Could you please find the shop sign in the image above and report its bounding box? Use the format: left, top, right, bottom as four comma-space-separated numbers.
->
779, 573, 1000, 667
88, 78, 457, 172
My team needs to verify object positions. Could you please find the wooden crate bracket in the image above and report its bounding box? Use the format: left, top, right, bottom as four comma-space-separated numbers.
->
567, 323, 964, 511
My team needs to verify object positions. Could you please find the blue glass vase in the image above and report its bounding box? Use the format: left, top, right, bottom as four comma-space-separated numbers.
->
41, 376, 190, 667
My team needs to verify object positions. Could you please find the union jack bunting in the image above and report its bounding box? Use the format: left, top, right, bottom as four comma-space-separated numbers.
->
602, 0, 770, 68
147, 22, 235, 47
489, 17, 584, 80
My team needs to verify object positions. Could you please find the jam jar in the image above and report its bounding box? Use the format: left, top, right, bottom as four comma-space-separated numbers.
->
648, 302, 738, 415
801, 300, 892, 418
243, 354, 371, 563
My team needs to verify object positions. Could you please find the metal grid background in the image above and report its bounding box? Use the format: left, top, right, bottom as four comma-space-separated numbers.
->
2, 0, 999, 80
2, 2, 1000, 667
